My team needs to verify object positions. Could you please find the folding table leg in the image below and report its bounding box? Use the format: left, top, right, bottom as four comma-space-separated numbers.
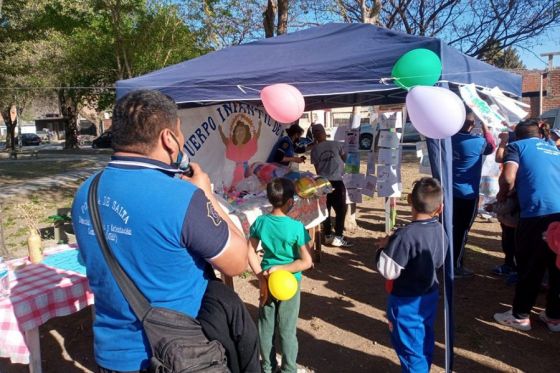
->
25, 327, 42, 373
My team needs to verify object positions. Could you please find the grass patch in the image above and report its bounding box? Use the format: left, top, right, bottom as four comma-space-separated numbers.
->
0, 159, 97, 183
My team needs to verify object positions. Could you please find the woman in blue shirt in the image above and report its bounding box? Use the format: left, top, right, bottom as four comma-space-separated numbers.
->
494, 120, 560, 332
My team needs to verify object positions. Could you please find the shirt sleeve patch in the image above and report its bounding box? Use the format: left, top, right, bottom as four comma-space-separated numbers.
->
181, 190, 229, 259
503, 143, 520, 164
377, 251, 404, 280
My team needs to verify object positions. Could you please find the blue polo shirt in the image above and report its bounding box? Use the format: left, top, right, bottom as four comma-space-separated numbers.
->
267, 136, 296, 166
504, 138, 560, 218
376, 218, 446, 297
452, 131, 495, 199
72, 156, 229, 371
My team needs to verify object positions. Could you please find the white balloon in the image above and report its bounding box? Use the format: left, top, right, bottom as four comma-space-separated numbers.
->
406, 86, 466, 139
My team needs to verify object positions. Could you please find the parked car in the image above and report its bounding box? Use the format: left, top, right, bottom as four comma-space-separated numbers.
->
91, 131, 113, 148
21, 133, 42, 146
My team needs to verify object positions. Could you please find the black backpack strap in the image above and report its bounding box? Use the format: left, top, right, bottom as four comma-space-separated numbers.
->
87, 171, 151, 321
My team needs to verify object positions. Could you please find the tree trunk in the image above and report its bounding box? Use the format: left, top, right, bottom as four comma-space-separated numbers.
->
1, 107, 17, 151
277, 0, 289, 35
263, 0, 276, 38
361, 0, 382, 25
58, 90, 79, 149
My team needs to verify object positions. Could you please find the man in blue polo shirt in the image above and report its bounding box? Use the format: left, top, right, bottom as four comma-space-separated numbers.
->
494, 120, 560, 332
72, 90, 259, 372
267, 123, 307, 166
451, 113, 496, 277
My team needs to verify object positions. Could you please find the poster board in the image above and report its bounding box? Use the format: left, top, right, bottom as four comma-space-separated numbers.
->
178, 103, 283, 191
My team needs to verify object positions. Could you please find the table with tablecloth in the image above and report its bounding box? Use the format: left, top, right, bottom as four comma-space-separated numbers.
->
226, 194, 328, 262
0, 246, 93, 372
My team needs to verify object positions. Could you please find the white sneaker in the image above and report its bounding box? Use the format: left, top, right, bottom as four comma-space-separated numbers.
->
539, 310, 560, 332
324, 235, 334, 245
331, 236, 353, 248
493, 309, 531, 331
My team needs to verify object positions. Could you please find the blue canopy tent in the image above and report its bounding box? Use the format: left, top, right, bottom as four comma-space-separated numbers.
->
116, 23, 522, 371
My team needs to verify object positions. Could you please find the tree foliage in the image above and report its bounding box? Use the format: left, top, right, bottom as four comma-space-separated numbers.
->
1, 0, 206, 149
328, 0, 560, 59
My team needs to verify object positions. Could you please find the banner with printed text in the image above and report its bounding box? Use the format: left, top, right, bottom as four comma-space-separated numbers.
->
178, 103, 284, 191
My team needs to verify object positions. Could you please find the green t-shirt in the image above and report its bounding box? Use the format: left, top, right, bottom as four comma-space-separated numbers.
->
249, 214, 311, 280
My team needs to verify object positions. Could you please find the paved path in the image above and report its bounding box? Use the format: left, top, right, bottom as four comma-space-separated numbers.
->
0, 153, 109, 200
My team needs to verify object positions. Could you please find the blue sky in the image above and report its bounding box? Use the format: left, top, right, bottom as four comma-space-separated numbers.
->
516, 26, 560, 70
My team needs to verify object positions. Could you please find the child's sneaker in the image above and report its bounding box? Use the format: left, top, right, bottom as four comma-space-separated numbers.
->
494, 309, 531, 331
331, 236, 353, 248
539, 311, 560, 332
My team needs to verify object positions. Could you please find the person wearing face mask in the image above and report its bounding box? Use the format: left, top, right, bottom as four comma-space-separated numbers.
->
247, 177, 313, 373
71, 90, 259, 373
267, 123, 307, 167
451, 112, 496, 278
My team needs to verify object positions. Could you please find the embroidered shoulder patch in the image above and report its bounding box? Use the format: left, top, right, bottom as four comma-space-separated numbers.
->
207, 202, 223, 226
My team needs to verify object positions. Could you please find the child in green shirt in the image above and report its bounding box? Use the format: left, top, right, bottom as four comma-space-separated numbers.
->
248, 178, 313, 373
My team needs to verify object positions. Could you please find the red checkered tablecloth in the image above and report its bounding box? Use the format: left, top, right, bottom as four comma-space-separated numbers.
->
0, 254, 93, 364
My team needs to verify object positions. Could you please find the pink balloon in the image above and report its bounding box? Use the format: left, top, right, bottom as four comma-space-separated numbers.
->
260, 84, 305, 124
406, 86, 466, 139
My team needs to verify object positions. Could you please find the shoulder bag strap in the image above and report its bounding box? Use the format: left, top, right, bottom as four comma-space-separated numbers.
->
87, 171, 151, 321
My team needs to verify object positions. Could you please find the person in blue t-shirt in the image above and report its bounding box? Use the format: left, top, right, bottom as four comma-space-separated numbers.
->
451, 113, 496, 277
375, 177, 446, 373
72, 90, 259, 373
267, 123, 307, 166
494, 120, 560, 333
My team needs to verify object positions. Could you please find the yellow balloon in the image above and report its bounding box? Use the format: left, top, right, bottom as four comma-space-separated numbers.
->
268, 270, 298, 301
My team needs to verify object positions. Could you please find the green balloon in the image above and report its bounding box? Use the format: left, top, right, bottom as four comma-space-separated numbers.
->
391, 48, 442, 90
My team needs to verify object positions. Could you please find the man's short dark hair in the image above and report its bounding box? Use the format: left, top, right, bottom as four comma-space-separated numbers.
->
286, 124, 304, 137
266, 178, 295, 208
515, 119, 541, 140
410, 177, 442, 214
112, 90, 178, 154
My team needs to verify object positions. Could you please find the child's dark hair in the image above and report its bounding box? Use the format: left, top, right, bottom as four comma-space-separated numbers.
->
410, 177, 442, 214
267, 178, 295, 208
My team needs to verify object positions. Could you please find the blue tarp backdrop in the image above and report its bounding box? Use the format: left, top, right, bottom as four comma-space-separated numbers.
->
116, 23, 521, 109
116, 23, 522, 372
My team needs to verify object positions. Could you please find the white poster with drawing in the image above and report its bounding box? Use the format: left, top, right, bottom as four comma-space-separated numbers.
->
377, 165, 399, 182
379, 111, 403, 130
378, 130, 401, 149
362, 175, 377, 197
377, 180, 401, 198
378, 148, 400, 165
347, 188, 363, 203
345, 128, 360, 152
343, 173, 366, 189
459, 83, 505, 127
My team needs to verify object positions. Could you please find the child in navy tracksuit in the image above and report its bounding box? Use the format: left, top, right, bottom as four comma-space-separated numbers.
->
376, 177, 446, 373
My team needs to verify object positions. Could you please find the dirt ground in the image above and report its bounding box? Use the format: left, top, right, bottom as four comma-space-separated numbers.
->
1, 157, 558, 373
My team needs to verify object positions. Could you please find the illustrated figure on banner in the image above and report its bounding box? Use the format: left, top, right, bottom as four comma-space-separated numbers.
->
218, 113, 262, 188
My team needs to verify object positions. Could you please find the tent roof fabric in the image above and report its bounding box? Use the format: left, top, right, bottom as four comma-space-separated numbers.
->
116, 23, 521, 109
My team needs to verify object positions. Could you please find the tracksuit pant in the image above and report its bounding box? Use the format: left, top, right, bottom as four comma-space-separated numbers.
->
324, 180, 347, 237
258, 285, 301, 373
452, 196, 479, 268
512, 214, 560, 319
387, 290, 439, 373
501, 223, 516, 269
